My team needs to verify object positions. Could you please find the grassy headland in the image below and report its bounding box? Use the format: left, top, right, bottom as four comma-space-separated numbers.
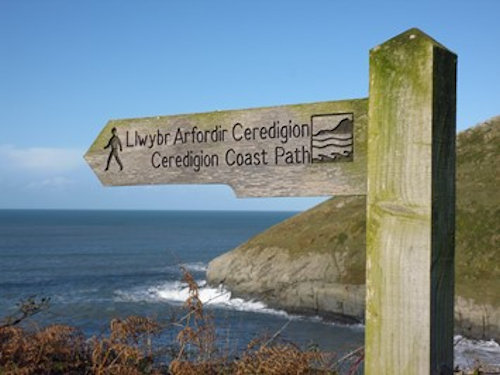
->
207, 116, 500, 338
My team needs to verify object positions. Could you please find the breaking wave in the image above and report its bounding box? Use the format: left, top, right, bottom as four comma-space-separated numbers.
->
114, 280, 288, 317
114, 280, 499, 369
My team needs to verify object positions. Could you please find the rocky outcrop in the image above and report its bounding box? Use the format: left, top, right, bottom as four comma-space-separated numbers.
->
207, 246, 365, 323
208, 247, 500, 340
207, 117, 500, 341
455, 297, 500, 341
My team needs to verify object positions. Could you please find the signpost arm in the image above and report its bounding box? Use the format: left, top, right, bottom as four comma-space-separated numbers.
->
365, 28, 456, 374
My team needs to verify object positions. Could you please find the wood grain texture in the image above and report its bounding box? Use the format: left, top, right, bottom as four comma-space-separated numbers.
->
85, 99, 367, 197
365, 28, 456, 375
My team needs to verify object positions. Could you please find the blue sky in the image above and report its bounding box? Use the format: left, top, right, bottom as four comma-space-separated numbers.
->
1, 0, 499, 210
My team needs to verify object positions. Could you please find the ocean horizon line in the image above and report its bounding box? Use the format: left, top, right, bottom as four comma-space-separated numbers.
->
0, 207, 302, 213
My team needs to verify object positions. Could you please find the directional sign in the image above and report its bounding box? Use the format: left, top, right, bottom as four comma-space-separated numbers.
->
84, 28, 457, 374
85, 99, 367, 197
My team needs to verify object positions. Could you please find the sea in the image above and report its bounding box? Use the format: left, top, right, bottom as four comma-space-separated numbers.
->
0, 209, 498, 371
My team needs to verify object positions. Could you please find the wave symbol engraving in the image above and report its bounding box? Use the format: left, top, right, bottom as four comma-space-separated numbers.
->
311, 114, 353, 163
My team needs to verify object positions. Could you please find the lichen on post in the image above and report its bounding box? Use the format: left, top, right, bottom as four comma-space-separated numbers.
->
365, 28, 456, 374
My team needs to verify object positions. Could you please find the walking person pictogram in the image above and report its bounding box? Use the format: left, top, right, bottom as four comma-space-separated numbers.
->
104, 127, 123, 171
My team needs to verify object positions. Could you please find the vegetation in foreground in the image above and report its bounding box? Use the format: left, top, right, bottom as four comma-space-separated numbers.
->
1, 270, 496, 374
0, 268, 365, 375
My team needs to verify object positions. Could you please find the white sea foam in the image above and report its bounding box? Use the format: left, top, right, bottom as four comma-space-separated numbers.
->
116, 281, 365, 329
114, 281, 499, 369
454, 335, 500, 370
114, 280, 288, 317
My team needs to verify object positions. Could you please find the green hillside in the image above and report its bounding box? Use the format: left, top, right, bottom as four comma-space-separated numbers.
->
455, 117, 500, 305
236, 116, 500, 306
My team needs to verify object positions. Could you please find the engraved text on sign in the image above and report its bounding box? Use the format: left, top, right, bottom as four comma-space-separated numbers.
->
85, 99, 367, 197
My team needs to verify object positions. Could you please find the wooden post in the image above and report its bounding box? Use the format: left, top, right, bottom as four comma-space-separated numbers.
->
365, 29, 456, 374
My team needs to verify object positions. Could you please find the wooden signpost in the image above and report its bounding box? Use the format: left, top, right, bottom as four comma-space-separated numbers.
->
85, 99, 368, 197
85, 28, 456, 374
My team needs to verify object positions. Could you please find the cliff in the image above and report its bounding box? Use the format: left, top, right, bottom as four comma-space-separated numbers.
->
207, 116, 500, 340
